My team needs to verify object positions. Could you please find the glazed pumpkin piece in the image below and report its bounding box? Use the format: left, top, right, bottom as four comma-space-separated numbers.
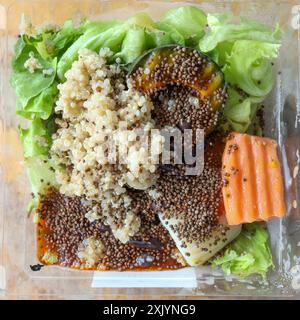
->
128, 45, 227, 135
222, 132, 286, 225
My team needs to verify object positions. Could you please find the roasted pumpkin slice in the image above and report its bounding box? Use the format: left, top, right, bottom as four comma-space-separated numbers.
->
128, 45, 227, 135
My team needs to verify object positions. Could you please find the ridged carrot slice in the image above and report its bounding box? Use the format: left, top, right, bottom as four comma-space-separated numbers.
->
238, 133, 258, 223
222, 133, 286, 225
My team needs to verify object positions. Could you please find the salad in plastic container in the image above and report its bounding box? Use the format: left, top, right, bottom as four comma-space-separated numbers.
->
1, 1, 299, 298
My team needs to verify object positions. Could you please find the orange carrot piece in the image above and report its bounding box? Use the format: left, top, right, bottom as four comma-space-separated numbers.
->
222, 132, 286, 225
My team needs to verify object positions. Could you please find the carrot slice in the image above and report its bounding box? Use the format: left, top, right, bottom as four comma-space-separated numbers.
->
222, 132, 286, 225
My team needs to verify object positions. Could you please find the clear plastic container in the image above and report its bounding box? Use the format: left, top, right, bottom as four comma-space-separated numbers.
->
0, 0, 300, 298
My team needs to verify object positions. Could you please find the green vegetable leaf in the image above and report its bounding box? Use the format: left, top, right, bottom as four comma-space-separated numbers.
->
57, 8, 206, 79
223, 87, 263, 132
115, 27, 147, 64
19, 117, 53, 158
25, 155, 58, 199
16, 82, 58, 120
115, 26, 175, 64
124, 12, 155, 29
11, 39, 57, 108
155, 22, 185, 46
208, 41, 234, 66
13, 37, 26, 60
211, 223, 274, 278
157, 6, 207, 41
145, 28, 174, 48
199, 13, 281, 52
34, 20, 86, 60
223, 40, 280, 97
199, 13, 281, 130
57, 20, 122, 80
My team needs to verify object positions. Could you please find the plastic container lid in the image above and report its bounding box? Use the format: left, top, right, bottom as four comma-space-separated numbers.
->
0, 0, 300, 298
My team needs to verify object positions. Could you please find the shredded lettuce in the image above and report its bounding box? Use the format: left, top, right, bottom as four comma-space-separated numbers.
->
24, 150, 59, 212
211, 223, 274, 278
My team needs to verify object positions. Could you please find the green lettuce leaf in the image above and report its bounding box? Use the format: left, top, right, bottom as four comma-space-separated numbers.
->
199, 13, 281, 52
16, 82, 58, 120
21, 18, 103, 59
223, 40, 280, 97
211, 223, 274, 278
198, 13, 281, 131
157, 6, 207, 44
123, 12, 155, 29
57, 8, 206, 79
115, 27, 176, 64
25, 155, 59, 212
155, 22, 185, 45
33, 20, 86, 60
56, 20, 122, 80
19, 117, 54, 158
14, 36, 26, 60
223, 87, 263, 132
114, 27, 147, 64
11, 38, 57, 108
206, 41, 234, 66
26, 155, 58, 196
145, 28, 174, 48
57, 14, 159, 80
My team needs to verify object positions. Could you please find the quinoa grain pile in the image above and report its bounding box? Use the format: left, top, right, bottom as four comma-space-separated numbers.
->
50, 48, 164, 243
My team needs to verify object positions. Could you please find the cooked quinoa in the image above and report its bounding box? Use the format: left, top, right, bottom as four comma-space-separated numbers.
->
77, 237, 104, 268
24, 51, 42, 74
50, 48, 164, 243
